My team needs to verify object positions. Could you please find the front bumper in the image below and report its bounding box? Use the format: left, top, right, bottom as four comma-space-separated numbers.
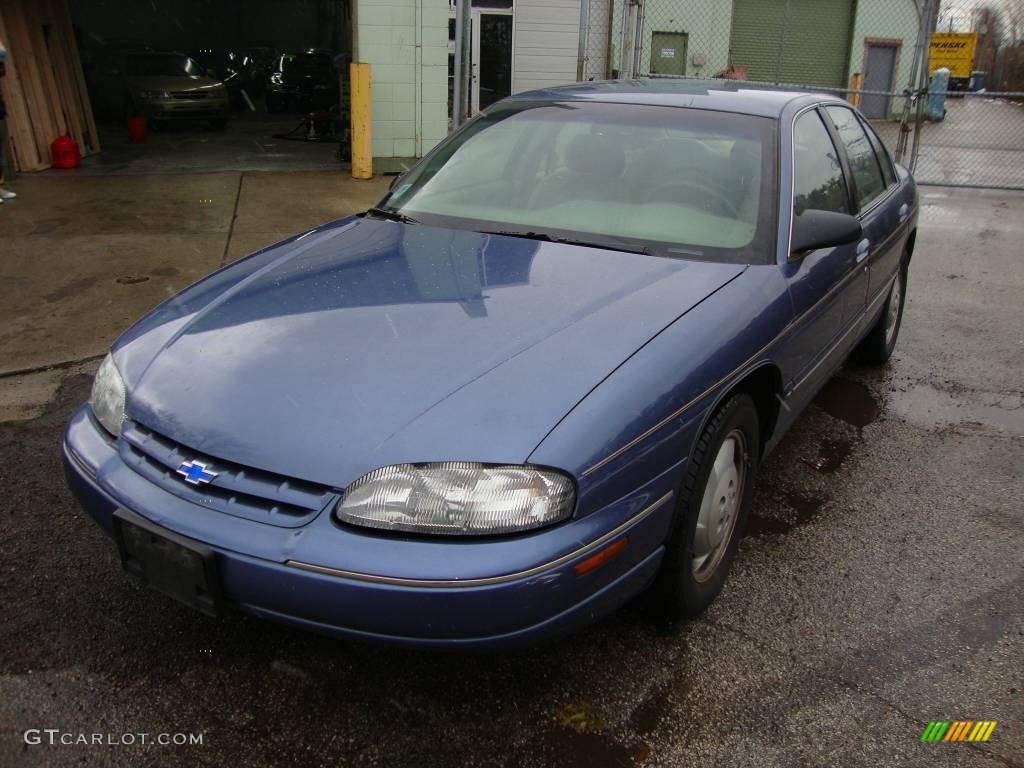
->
142, 96, 229, 120
63, 405, 678, 648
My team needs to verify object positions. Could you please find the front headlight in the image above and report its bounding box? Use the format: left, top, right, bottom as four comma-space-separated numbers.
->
335, 463, 575, 536
90, 353, 126, 436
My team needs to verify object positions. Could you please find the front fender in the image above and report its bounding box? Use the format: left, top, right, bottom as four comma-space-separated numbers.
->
529, 265, 793, 516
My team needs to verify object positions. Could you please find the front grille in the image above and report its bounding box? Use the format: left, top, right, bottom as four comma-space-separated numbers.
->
172, 91, 213, 99
118, 421, 336, 528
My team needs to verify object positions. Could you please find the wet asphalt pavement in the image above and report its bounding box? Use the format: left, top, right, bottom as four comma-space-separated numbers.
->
1, 187, 1022, 767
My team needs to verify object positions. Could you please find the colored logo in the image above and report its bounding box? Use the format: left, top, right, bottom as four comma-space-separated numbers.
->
176, 460, 218, 485
921, 721, 997, 742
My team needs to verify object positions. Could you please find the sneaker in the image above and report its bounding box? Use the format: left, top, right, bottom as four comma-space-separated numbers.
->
0, 189, 15, 200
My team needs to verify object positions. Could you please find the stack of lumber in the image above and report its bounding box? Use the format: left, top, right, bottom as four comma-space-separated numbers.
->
0, 0, 100, 172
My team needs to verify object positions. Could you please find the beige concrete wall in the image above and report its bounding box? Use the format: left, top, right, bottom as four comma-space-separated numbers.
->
355, 0, 449, 162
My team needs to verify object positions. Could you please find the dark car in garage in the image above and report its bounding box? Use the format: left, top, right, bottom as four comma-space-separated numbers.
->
190, 49, 257, 109
265, 50, 336, 113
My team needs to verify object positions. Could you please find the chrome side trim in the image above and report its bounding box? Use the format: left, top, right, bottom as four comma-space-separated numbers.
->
580, 335, 788, 479
285, 490, 675, 588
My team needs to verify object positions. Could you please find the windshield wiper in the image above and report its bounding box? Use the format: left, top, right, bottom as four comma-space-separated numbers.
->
479, 229, 650, 256
365, 207, 421, 225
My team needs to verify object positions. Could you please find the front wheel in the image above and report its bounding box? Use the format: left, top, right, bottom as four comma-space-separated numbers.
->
853, 260, 907, 365
651, 393, 760, 620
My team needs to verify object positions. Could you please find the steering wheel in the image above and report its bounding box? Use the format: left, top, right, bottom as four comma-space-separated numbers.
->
643, 181, 739, 219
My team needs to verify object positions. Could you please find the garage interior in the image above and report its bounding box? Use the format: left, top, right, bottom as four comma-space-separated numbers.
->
1, 0, 355, 176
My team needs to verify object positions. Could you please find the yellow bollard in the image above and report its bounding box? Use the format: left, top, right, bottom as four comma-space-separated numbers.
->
848, 72, 863, 109
350, 62, 372, 180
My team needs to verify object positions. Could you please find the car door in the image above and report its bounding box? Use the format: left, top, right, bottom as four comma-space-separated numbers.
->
857, 113, 908, 304
823, 105, 905, 317
779, 107, 863, 396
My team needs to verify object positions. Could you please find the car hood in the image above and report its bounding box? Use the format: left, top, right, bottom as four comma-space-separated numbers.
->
115, 218, 744, 487
127, 75, 222, 92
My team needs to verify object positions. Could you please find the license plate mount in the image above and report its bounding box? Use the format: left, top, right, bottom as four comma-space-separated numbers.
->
113, 508, 223, 618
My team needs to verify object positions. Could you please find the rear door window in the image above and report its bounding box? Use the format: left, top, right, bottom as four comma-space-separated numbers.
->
858, 115, 897, 187
825, 106, 887, 210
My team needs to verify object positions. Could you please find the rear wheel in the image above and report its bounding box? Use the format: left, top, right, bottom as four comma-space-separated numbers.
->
853, 259, 908, 365
651, 393, 759, 620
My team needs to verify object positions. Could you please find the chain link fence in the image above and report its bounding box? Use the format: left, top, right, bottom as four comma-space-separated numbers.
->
577, 0, 1024, 189
910, 0, 1024, 189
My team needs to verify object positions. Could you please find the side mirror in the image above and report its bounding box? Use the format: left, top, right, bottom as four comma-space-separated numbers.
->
790, 209, 862, 256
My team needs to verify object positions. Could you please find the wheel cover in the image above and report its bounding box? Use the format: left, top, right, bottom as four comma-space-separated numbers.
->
885, 271, 902, 346
692, 429, 746, 582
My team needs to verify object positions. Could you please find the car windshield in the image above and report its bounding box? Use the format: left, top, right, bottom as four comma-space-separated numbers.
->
125, 54, 203, 77
382, 101, 777, 264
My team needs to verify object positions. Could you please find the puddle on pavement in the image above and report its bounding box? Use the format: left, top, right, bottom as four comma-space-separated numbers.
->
888, 383, 1024, 435
746, 490, 824, 538
800, 437, 854, 474
548, 700, 644, 767
540, 729, 637, 768
44, 276, 97, 302
812, 378, 879, 430
31, 218, 69, 234
628, 682, 674, 737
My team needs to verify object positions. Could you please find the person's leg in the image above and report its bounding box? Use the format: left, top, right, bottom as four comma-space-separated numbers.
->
0, 117, 7, 183
0, 118, 15, 200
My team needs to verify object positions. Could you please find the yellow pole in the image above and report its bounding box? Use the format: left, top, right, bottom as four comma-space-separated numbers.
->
350, 62, 372, 179
848, 72, 863, 109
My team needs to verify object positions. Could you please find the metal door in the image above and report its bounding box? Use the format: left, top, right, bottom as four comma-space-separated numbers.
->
860, 44, 897, 118
471, 11, 513, 114
650, 32, 687, 76
728, 0, 854, 86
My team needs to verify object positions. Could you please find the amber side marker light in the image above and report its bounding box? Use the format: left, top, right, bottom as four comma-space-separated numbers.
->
574, 537, 629, 576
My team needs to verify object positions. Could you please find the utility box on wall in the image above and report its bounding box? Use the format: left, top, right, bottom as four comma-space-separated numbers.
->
354, 0, 449, 170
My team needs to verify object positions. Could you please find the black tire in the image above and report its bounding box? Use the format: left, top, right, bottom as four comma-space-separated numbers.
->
650, 393, 760, 621
853, 258, 908, 366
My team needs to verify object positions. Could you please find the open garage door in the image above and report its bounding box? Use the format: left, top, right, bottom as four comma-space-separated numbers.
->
4, 0, 353, 174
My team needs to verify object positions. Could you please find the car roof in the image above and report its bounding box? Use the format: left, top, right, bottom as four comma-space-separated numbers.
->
505, 78, 837, 118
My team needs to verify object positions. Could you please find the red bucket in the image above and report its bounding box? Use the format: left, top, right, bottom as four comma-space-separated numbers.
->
127, 116, 147, 144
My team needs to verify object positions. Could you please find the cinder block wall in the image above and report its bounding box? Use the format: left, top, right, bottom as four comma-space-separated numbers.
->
355, 0, 449, 167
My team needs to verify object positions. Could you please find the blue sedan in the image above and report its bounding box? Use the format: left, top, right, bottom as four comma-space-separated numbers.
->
63, 80, 917, 648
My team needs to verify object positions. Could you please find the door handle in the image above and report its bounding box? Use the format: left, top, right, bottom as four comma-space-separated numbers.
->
898, 203, 909, 223
855, 238, 871, 264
